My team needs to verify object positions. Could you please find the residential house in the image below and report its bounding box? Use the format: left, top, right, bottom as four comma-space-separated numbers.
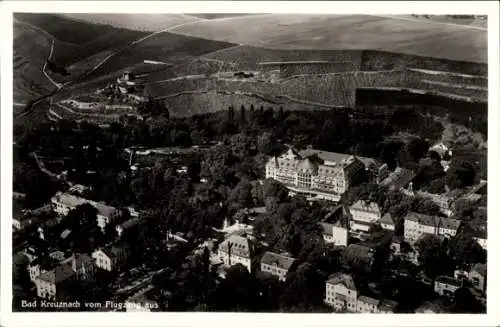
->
28, 257, 59, 283
260, 251, 296, 281
403, 212, 461, 244
379, 213, 396, 231
217, 234, 252, 272
349, 201, 382, 232
92, 244, 130, 272
356, 296, 380, 313
469, 263, 486, 294
320, 206, 349, 247
379, 167, 416, 192
378, 299, 398, 313
125, 286, 160, 312
324, 273, 358, 312
416, 191, 456, 217
35, 263, 76, 300
51, 192, 121, 230
12, 214, 39, 231
72, 253, 96, 281
434, 276, 462, 297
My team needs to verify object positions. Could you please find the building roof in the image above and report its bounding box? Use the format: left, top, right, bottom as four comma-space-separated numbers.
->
299, 149, 376, 167
471, 263, 486, 277
99, 243, 129, 259
358, 295, 380, 306
326, 272, 357, 291
297, 158, 317, 172
219, 234, 251, 258
404, 212, 461, 231
118, 217, 142, 230
439, 217, 461, 231
52, 192, 118, 218
72, 253, 93, 270
435, 275, 462, 287
380, 213, 395, 226
60, 229, 72, 239
379, 299, 398, 312
350, 200, 381, 214
37, 263, 75, 284
380, 167, 415, 190
260, 251, 295, 271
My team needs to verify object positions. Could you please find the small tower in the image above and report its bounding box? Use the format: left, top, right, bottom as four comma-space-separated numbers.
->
38, 226, 45, 240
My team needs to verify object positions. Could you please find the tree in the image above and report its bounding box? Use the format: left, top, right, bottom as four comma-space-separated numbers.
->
64, 203, 100, 253
449, 230, 486, 269
257, 132, 277, 155
415, 235, 453, 279
446, 160, 476, 190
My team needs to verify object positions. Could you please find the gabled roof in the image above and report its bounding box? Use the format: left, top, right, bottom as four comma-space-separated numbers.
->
37, 263, 75, 284
380, 213, 395, 226
435, 275, 462, 287
297, 158, 317, 171
358, 295, 380, 306
219, 234, 251, 258
260, 252, 295, 271
471, 263, 486, 277
299, 149, 376, 167
350, 200, 381, 214
326, 272, 357, 291
98, 243, 129, 259
51, 192, 118, 218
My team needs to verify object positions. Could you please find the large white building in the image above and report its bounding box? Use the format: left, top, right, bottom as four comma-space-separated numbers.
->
51, 192, 121, 230
320, 206, 350, 247
217, 234, 253, 272
265, 148, 377, 199
324, 273, 358, 312
403, 212, 461, 244
349, 201, 382, 232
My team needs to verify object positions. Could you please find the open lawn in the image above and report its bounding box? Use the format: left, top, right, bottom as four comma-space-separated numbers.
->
170, 14, 487, 63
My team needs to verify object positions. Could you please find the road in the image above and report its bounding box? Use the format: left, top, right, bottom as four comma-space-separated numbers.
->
42, 40, 63, 89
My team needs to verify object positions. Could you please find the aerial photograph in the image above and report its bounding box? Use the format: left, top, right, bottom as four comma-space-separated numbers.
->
11, 12, 487, 314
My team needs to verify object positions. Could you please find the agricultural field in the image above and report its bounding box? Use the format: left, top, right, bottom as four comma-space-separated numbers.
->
60, 13, 200, 31
170, 14, 487, 63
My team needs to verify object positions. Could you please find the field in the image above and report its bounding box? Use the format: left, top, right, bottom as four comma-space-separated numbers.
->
60, 14, 200, 31
170, 14, 487, 63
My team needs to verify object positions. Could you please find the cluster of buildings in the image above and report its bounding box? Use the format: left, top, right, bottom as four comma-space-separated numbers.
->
265, 147, 388, 202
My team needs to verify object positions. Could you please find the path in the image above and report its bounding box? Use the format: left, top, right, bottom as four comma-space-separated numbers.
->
42, 40, 63, 89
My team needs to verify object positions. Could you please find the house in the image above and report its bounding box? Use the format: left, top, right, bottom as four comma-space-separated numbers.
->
349, 201, 381, 232
12, 214, 39, 231
217, 234, 252, 272
469, 263, 486, 293
434, 275, 462, 297
389, 236, 404, 257
92, 244, 129, 272
72, 253, 96, 281
320, 206, 349, 247
416, 191, 456, 217
403, 212, 461, 244
429, 141, 452, 160
380, 167, 416, 192
35, 263, 76, 300
51, 192, 122, 230
260, 251, 296, 281
472, 226, 487, 250
116, 217, 142, 237
356, 295, 380, 313
125, 286, 160, 312
379, 213, 396, 231
28, 257, 59, 282
379, 299, 398, 313
324, 273, 358, 312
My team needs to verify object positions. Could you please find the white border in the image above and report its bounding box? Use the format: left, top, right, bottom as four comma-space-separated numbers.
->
1, 1, 499, 327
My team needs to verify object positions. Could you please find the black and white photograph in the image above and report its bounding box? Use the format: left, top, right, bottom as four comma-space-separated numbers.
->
1, 1, 499, 326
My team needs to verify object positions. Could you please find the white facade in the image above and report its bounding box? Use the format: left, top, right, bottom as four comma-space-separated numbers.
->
265, 148, 366, 197
356, 296, 380, 313
349, 201, 381, 232
92, 247, 128, 272
403, 212, 460, 244
324, 274, 358, 312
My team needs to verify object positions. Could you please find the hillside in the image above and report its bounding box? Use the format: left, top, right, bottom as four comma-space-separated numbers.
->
59, 13, 200, 31
170, 14, 487, 63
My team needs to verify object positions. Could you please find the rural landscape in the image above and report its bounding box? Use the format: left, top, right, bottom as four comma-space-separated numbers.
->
12, 13, 488, 314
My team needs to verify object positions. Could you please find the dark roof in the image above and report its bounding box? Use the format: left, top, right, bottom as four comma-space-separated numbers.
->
471, 263, 486, 277
379, 299, 398, 312
326, 273, 357, 291
260, 252, 295, 271
345, 244, 375, 260
380, 213, 395, 226
37, 263, 75, 284
435, 275, 462, 287
358, 295, 380, 306
380, 167, 415, 190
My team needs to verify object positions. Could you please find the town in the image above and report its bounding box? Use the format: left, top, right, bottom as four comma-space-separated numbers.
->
13, 99, 487, 313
